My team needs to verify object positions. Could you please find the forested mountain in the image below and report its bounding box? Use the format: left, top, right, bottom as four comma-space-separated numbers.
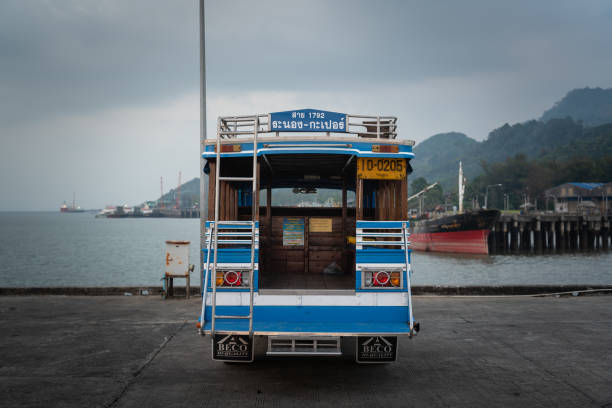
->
477, 117, 582, 162
545, 123, 612, 161
411, 132, 480, 192
411, 88, 612, 195
410, 117, 594, 193
410, 116, 595, 193
541, 87, 612, 126
158, 177, 200, 208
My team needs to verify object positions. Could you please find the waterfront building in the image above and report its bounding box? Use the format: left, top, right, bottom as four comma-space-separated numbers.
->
545, 182, 612, 213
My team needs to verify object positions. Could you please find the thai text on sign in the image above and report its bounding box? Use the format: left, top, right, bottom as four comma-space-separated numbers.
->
270, 109, 347, 132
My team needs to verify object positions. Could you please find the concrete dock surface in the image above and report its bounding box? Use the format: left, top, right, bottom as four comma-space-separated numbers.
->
1, 295, 611, 408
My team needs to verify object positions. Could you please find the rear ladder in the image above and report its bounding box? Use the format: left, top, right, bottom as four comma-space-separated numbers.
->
199, 116, 259, 337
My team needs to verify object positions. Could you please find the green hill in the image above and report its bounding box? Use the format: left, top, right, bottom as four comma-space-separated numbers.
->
158, 177, 201, 208
541, 87, 612, 126
411, 87, 612, 193
411, 117, 588, 192
411, 132, 480, 193
478, 117, 583, 161
544, 122, 612, 161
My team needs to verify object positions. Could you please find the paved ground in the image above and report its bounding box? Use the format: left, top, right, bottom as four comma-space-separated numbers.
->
1, 295, 611, 408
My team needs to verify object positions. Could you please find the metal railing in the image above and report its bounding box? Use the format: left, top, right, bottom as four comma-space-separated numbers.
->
216, 113, 398, 140
355, 221, 415, 334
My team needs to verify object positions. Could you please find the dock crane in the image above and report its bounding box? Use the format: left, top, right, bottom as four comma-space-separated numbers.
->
408, 182, 439, 217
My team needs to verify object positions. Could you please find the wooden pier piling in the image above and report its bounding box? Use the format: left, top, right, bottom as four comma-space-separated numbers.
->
493, 213, 610, 254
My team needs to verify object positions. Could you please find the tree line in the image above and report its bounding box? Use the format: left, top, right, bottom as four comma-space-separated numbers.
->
410, 154, 612, 212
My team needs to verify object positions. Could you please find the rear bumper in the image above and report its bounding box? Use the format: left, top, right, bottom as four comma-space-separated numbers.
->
202, 323, 416, 337
202, 305, 416, 336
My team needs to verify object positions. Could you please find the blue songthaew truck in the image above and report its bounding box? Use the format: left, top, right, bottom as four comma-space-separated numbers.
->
198, 109, 418, 362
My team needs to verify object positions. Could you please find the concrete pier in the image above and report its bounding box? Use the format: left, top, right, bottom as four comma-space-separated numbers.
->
492, 213, 611, 254
152, 208, 200, 218
1, 295, 611, 407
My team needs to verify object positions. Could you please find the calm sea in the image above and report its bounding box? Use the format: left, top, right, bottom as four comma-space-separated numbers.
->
1, 212, 611, 287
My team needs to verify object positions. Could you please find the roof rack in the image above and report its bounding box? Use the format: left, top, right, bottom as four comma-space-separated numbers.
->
216, 110, 398, 140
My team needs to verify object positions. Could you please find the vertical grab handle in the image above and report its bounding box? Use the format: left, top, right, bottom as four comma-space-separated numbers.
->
402, 223, 414, 334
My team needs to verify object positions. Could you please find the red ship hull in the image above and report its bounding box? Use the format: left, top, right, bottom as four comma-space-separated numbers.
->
410, 229, 491, 254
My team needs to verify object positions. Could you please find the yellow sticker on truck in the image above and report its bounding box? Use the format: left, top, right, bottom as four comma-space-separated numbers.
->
310, 218, 332, 233
357, 158, 406, 180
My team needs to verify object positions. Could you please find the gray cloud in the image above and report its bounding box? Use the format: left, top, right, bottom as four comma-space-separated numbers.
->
206, 0, 612, 89
0, 0, 199, 124
1, 0, 612, 210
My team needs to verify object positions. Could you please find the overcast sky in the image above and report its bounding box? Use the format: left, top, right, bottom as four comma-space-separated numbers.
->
1, 0, 611, 210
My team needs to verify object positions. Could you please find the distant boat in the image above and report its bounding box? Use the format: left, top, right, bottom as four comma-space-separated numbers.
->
60, 193, 85, 213
140, 203, 153, 216
95, 206, 117, 218
96, 204, 151, 218
101, 205, 134, 218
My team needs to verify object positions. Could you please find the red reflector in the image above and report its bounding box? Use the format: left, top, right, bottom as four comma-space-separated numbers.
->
372, 145, 399, 153
373, 271, 390, 286
215, 144, 242, 153
224, 271, 242, 286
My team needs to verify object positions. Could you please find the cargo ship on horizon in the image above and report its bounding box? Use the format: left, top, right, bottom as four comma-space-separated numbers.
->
60, 193, 85, 213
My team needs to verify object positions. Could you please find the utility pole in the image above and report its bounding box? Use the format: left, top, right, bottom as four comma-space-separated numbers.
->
199, 0, 207, 294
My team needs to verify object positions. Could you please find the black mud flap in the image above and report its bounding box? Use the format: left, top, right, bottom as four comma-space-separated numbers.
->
356, 336, 398, 363
212, 334, 254, 362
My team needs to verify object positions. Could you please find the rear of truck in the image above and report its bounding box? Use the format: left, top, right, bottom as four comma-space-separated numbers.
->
198, 110, 418, 362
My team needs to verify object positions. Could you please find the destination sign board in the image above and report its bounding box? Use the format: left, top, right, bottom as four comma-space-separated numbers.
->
270, 109, 347, 132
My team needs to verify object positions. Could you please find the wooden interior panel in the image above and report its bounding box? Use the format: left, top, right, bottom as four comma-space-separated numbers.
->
308, 250, 343, 274
375, 180, 404, 221
260, 212, 355, 283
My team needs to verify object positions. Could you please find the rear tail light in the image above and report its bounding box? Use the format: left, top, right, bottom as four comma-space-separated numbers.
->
224, 270, 242, 286
214, 270, 250, 288
362, 269, 402, 289
373, 271, 390, 286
